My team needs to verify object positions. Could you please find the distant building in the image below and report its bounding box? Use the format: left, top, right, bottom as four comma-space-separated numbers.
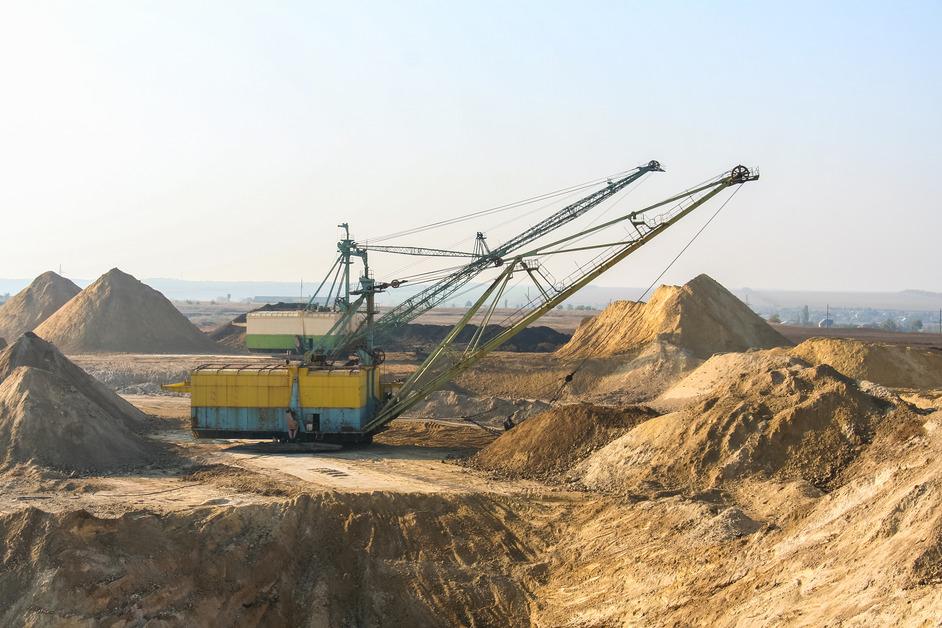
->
818, 318, 834, 328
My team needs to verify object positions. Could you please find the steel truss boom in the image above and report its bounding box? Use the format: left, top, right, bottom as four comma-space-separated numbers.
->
348, 160, 664, 347
363, 245, 481, 258
362, 164, 758, 434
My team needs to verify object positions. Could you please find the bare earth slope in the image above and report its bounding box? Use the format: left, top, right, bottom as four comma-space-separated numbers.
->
557, 273, 790, 359
0, 334, 152, 471
0, 367, 153, 471
578, 354, 895, 493
0, 271, 80, 341
34, 268, 224, 354
471, 403, 657, 480
0, 493, 539, 627
792, 337, 942, 389
0, 333, 147, 426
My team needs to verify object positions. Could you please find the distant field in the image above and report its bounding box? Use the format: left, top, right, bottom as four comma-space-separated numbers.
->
776, 323, 942, 348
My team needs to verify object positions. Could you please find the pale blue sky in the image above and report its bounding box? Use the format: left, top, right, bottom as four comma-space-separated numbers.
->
1, 1, 939, 291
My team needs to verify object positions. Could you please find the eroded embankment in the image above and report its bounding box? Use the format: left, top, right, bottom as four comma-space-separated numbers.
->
0, 492, 546, 627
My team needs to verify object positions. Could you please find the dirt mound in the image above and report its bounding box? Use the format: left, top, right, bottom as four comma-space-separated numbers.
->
0, 334, 151, 471
578, 357, 894, 493
655, 348, 792, 410
0, 271, 80, 341
0, 367, 153, 471
471, 404, 658, 480
34, 268, 225, 354
792, 337, 942, 389
0, 333, 147, 424
557, 274, 789, 359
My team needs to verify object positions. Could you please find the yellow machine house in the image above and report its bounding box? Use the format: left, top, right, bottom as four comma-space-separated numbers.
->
184, 363, 383, 440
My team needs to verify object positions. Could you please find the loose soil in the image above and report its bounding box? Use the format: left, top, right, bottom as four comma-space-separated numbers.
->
0, 334, 155, 472
577, 356, 896, 494
470, 403, 658, 481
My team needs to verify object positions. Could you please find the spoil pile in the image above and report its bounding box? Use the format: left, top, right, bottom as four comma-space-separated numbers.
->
471, 403, 657, 480
0, 271, 80, 341
0, 333, 152, 471
557, 273, 789, 359
34, 268, 225, 354
578, 355, 894, 493
792, 337, 942, 389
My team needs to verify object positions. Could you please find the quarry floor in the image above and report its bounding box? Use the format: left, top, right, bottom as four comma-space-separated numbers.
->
0, 394, 547, 518
5, 349, 942, 627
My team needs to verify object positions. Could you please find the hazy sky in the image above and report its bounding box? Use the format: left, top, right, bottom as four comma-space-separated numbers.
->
1, 1, 940, 292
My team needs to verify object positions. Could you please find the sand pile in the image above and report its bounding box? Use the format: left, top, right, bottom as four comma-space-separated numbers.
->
34, 268, 224, 354
792, 337, 942, 389
0, 271, 80, 341
471, 404, 657, 480
578, 355, 894, 493
0, 333, 151, 471
557, 273, 789, 359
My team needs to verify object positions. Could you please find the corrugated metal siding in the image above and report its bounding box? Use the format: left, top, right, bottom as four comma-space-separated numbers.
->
191, 368, 292, 408
299, 369, 369, 408
190, 365, 379, 410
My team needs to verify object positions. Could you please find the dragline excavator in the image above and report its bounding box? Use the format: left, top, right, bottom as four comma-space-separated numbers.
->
164, 161, 758, 444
